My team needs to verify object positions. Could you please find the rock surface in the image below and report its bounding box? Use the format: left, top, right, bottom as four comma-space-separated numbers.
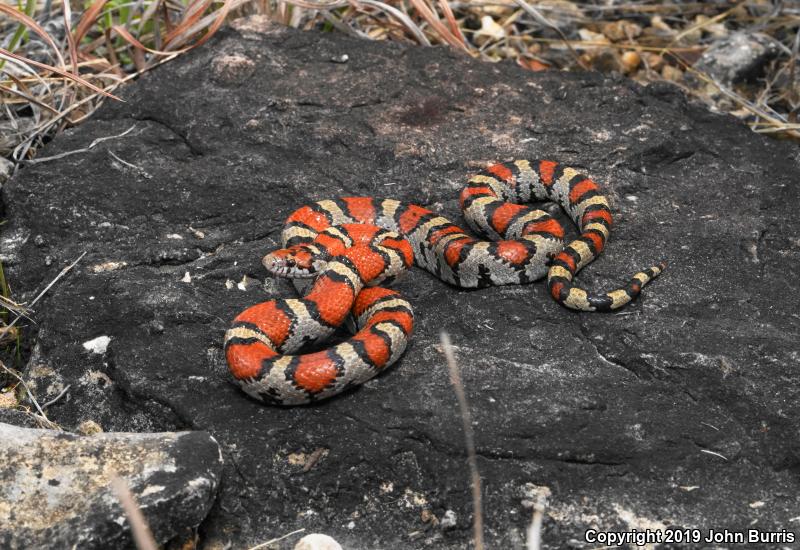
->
694, 31, 778, 86
2, 18, 799, 549
0, 424, 222, 549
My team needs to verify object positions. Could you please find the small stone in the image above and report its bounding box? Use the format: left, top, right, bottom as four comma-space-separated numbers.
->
330, 54, 349, 64
661, 65, 683, 82
420, 509, 438, 525
603, 21, 642, 42
294, 533, 343, 550
644, 53, 665, 71
650, 15, 674, 34
621, 51, 641, 73
694, 32, 778, 86
211, 53, 256, 86
82, 335, 111, 355
77, 419, 103, 435
33, 235, 45, 246
229, 14, 278, 36
474, 16, 505, 46
147, 320, 165, 335
440, 509, 457, 529
578, 29, 609, 44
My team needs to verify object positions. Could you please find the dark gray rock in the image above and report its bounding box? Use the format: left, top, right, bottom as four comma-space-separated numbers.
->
0, 424, 222, 549
0, 408, 42, 428
694, 31, 778, 86
2, 18, 799, 549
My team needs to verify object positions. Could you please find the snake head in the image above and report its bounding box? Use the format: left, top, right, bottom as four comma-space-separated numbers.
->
262, 247, 321, 278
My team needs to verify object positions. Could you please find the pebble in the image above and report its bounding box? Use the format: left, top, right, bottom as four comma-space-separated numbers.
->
694, 32, 778, 85
294, 533, 343, 550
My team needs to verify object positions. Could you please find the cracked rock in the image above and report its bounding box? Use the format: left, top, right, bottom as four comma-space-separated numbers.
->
0, 424, 223, 549
2, 19, 799, 549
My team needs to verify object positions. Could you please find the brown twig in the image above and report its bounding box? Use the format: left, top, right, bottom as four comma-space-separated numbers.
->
110, 477, 159, 550
440, 331, 484, 550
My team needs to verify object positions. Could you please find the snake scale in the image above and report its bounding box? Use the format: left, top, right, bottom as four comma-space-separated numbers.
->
225, 160, 665, 405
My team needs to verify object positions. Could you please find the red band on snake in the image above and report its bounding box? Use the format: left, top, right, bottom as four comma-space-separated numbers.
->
225, 160, 665, 405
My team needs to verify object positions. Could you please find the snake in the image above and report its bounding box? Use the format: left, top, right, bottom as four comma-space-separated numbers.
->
224, 160, 665, 405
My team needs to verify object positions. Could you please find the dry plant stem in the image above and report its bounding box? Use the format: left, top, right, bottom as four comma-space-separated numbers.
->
110, 477, 159, 550
0, 83, 62, 115
0, 362, 51, 423
247, 528, 306, 550
0, 47, 118, 99
107, 150, 152, 178
665, 4, 736, 49
24, 125, 138, 164
526, 495, 546, 550
10, 55, 178, 163
0, 251, 87, 340
0, 3, 67, 69
282, 0, 432, 45
511, 0, 588, 70
440, 331, 484, 550
42, 383, 71, 408
0, 295, 30, 318
685, 61, 800, 139
700, 449, 728, 461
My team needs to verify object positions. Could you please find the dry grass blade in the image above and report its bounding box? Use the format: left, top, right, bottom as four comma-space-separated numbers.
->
408, 0, 468, 51
526, 493, 546, 550
440, 331, 484, 550
0, 362, 58, 429
0, 295, 30, 319
74, 0, 112, 46
285, 0, 435, 46
112, 25, 193, 56
437, 0, 465, 44
0, 4, 66, 69
165, 0, 242, 51
163, 0, 214, 46
0, 47, 119, 100
62, 0, 79, 75
110, 477, 159, 550
360, 0, 432, 45
25, 124, 137, 164
511, 0, 587, 69
0, 83, 62, 115
680, 58, 800, 139
0, 251, 86, 340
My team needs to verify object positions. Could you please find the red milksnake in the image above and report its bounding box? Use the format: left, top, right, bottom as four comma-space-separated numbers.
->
225, 160, 665, 405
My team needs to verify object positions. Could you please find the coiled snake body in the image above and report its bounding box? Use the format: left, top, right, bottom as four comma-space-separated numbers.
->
225, 160, 665, 405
